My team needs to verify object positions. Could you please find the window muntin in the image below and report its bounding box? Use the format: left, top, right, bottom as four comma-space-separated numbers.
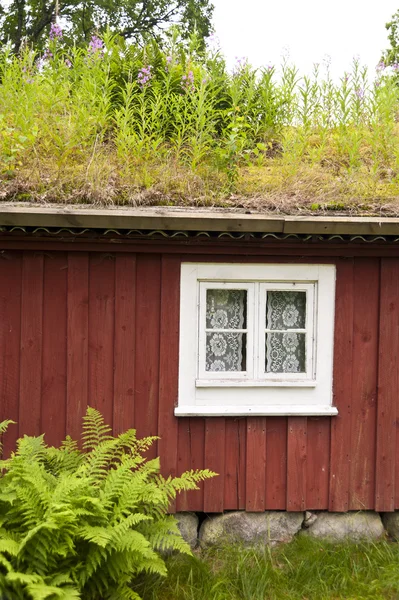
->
259, 282, 315, 382
198, 281, 315, 385
198, 282, 254, 380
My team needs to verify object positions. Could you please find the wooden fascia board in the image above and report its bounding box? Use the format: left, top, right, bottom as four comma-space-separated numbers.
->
0, 206, 399, 235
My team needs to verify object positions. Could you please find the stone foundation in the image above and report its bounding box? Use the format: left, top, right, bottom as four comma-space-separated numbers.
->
173, 510, 396, 549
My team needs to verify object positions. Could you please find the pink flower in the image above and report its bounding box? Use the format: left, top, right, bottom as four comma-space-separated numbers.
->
88, 35, 104, 55
181, 70, 195, 92
49, 22, 63, 40
138, 65, 152, 88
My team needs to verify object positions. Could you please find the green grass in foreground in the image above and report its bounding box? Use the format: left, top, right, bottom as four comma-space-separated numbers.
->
133, 536, 399, 600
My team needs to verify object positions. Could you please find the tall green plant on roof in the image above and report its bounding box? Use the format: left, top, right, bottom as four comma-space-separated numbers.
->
1, 29, 399, 205
0, 408, 216, 600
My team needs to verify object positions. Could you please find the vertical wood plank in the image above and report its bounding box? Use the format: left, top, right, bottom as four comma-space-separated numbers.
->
41, 254, 67, 446
306, 417, 330, 509
158, 256, 180, 512
113, 254, 136, 436
349, 258, 379, 510
19, 253, 44, 437
246, 417, 267, 511
176, 418, 192, 512
265, 417, 287, 509
287, 417, 307, 511
376, 259, 399, 511
67, 253, 89, 441
135, 254, 161, 458
0, 253, 22, 456
225, 418, 246, 510
88, 254, 115, 428
186, 419, 206, 510
329, 258, 354, 511
176, 418, 205, 512
204, 418, 225, 512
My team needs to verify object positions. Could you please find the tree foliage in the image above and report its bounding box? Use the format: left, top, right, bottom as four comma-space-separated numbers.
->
0, 408, 216, 600
0, 0, 214, 53
382, 9, 399, 66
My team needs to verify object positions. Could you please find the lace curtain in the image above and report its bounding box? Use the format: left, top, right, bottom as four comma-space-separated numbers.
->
205, 289, 246, 372
204, 288, 306, 374
266, 291, 306, 373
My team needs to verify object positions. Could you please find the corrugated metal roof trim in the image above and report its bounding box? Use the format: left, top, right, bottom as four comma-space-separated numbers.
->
1, 225, 399, 244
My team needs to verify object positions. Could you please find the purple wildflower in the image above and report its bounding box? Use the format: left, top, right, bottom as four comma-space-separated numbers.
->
181, 69, 195, 92
201, 77, 208, 85
393, 62, 399, 72
355, 87, 365, 100
138, 65, 152, 89
49, 22, 63, 40
376, 61, 386, 72
88, 35, 104, 55
166, 56, 172, 64
233, 56, 248, 75
65, 58, 72, 68
43, 48, 53, 61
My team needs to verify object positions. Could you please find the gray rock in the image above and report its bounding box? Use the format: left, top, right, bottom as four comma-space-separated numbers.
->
174, 512, 199, 549
382, 512, 399, 540
303, 511, 318, 528
302, 512, 385, 542
199, 511, 303, 547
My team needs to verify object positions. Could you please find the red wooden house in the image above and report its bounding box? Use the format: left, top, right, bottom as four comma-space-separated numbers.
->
0, 204, 398, 515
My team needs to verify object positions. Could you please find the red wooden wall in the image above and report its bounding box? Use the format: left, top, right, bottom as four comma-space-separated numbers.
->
0, 246, 398, 513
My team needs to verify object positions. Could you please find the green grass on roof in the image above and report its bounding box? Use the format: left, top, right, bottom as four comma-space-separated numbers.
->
2, 34, 399, 215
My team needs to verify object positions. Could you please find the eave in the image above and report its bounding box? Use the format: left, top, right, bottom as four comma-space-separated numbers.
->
0, 205, 399, 236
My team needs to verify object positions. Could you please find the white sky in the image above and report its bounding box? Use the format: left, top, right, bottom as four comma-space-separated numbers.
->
212, 0, 399, 79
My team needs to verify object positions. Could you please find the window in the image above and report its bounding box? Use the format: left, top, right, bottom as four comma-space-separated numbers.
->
176, 263, 337, 416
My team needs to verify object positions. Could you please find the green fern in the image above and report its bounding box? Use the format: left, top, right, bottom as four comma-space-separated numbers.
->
0, 419, 15, 455
0, 407, 217, 600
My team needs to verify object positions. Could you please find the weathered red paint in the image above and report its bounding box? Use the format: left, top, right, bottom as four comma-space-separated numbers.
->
2, 246, 399, 512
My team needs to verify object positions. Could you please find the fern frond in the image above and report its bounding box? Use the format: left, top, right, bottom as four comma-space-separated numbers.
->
0, 420, 15, 454
139, 515, 191, 555
27, 582, 81, 599
6, 572, 42, 585
0, 537, 19, 556
61, 436, 79, 453
109, 584, 142, 600
82, 407, 112, 451
0, 552, 13, 572
134, 436, 159, 455
77, 526, 112, 548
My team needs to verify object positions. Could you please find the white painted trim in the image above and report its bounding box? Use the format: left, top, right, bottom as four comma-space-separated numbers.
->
195, 379, 318, 388
177, 263, 337, 417
175, 405, 339, 416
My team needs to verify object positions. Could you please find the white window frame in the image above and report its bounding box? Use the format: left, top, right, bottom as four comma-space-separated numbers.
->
176, 263, 337, 417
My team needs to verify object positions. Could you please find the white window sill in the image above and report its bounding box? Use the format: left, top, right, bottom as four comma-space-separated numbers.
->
174, 405, 339, 417
195, 378, 317, 388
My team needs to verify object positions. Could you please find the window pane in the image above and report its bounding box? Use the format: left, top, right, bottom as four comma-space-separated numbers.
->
266, 291, 306, 330
206, 289, 247, 329
265, 332, 306, 373
206, 332, 247, 371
